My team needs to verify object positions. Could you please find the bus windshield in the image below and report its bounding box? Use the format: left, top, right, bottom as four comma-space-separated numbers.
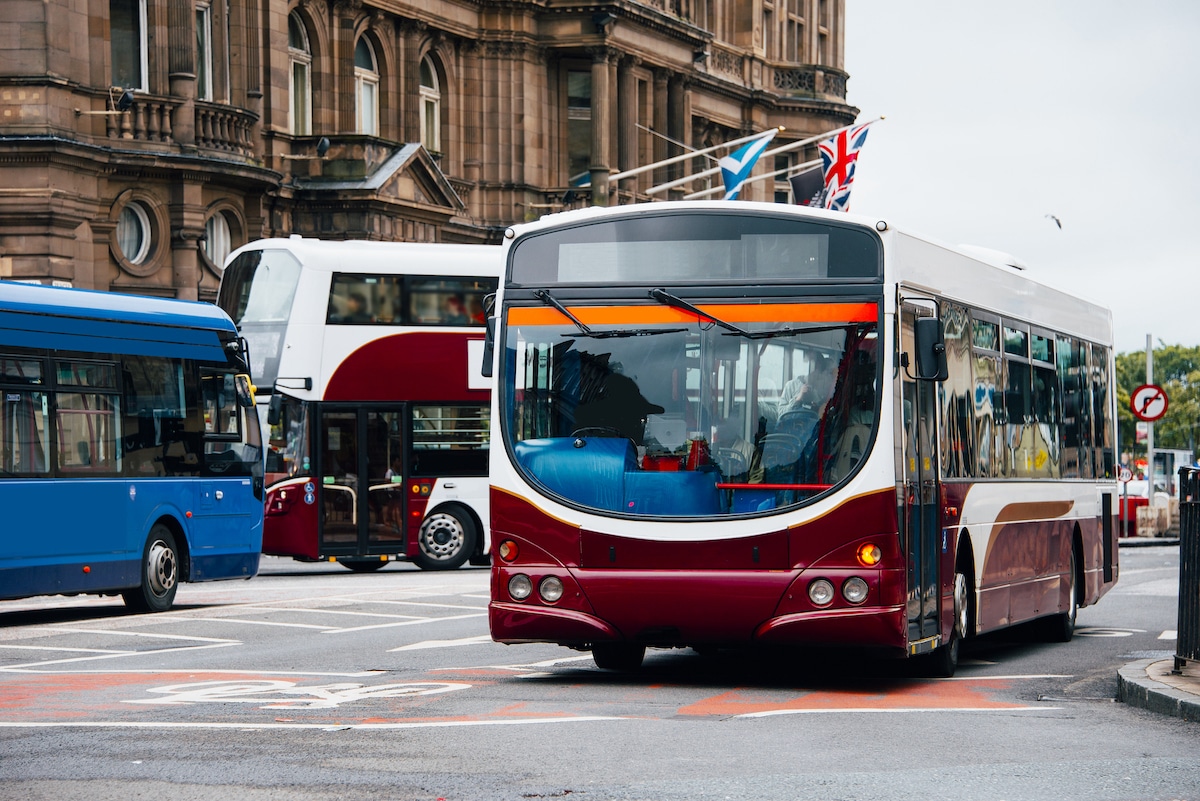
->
217, 248, 303, 392
503, 300, 880, 517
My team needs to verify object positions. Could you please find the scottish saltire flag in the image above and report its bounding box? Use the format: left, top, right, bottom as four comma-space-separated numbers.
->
818, 123, 873, 211
719, 129, 777, 200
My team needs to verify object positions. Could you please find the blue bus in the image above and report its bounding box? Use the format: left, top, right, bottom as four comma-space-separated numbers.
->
0, 280, 264, 612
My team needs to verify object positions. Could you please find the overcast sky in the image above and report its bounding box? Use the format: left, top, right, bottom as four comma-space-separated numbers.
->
842, 1, 1200, 355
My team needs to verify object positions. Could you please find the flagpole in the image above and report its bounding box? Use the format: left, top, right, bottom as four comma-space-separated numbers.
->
682, 158, 822, 200
610, 126, 784, 183
645, 116, 883, 196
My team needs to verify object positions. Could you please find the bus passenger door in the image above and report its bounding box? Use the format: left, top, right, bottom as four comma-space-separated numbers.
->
318, 407, 405, 558
900, 299, 942, 650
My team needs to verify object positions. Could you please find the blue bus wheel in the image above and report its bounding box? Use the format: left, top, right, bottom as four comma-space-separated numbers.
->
122, 524, 179, 613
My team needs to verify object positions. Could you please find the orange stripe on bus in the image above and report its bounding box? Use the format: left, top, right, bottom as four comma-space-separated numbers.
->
507, 302, 876, 326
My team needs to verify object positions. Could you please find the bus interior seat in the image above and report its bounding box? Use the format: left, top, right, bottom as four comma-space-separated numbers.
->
514, 437, 636, 513
623, 468, 723, 516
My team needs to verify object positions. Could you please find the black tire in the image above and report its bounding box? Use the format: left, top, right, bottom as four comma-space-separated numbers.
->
923, 631, 960, 678
122, 524, 180, 613
592, 644, 646, 671
414, 506, 476, 570
341, 560, 388, 573
1044, 549, 1078, 643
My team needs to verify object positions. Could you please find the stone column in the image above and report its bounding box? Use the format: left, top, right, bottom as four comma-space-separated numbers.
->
652, 70, 669, 187
167, 0, 196, 148
617, 56, 639, 179
588, 47, 614, 206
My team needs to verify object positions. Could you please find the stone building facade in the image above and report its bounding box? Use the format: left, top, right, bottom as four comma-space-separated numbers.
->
0, 0, 857, 301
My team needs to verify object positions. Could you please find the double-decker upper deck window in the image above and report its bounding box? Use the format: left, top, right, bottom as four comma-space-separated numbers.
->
326, 274, 496, 326
508, 212, 881, 285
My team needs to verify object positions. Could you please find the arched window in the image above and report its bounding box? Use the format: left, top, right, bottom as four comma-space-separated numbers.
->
204, 212, 233, 269
354, 37, 379, 136
419, 55, 441, 154
288, 12, 312, 136
116, 202, 153, 265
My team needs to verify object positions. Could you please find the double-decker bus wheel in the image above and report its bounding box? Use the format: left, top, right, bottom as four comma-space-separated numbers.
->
123, 524, 180, 613
414, 507, 476, 570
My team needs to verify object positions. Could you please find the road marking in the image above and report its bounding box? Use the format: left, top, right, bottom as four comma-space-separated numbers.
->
1159, 630, 1177, 640
324, 611, 487, 634
125, 679, 472, 709
1074, 627, 1146, 638
324, 598, 487, 611
187, 617, 337, 631
737, 706, 1059, 717
0, 716, 627, 731
390, 635, 494, 651
0, 642, 238, 672
0, 645, 130, 655
234, 606, 428, 621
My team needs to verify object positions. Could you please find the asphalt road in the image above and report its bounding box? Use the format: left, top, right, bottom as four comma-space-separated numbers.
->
0, 546, 1196, 801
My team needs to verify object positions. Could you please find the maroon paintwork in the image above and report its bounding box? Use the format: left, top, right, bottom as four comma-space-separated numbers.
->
325, 332, 488, 403
489, 487, 907, 652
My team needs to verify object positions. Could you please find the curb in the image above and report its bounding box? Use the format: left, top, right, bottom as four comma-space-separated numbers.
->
1118, 538, 1179, 548
1116, 659, 1200, 722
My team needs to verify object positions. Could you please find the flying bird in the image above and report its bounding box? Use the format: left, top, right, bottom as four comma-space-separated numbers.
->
1045, 214, 1062, 229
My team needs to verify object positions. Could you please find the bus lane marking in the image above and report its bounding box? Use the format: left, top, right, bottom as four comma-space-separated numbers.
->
324, 611, 487, 634
0, 716, 627, 731
0, 629, 241, 672
124, 679, 472, 709
675, 675, 1067, 718
391, 635, 494, 651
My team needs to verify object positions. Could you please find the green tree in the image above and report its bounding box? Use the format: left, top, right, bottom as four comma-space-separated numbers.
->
1115, 344, 1200, 461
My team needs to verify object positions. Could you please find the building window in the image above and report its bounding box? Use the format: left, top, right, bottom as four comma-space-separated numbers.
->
355, 37, 379, 136
288, 13, 312, 136
204, 212, 232, 269
116, 202, 153, 265
419, 55, 441, 154
196, 2, 214, 101
110, 0, 147, 91
566, 70, 592, 186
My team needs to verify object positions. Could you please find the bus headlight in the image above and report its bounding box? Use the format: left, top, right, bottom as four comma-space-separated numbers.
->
508, 574, 533, 601
807, 579, 835, 607
539, 576, 564, 603
842, 576, 869, 604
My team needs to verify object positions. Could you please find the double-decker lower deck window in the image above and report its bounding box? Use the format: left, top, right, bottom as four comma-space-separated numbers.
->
411, 404, 489, 477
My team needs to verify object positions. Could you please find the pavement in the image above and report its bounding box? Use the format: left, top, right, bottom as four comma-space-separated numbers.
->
1114, 536, 1200, 722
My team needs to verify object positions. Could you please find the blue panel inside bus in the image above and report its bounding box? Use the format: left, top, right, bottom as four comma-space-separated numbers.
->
515, 437, 636, 513
514, 437, 724, 516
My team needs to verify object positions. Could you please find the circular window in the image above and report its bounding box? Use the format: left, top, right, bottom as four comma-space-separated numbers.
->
116, 202, 152, 265
204, 211, 232, 268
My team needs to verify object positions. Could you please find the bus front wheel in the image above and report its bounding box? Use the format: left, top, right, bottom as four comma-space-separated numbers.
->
592, 644, 645, 671
123, 524, 179, 613
414, 507, 476, 570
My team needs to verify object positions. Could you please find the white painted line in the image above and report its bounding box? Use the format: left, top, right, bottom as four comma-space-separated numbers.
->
0, 668, 386, 678
737, 706, 1061, 718
323, 612, 486, 634
1159, 630, 1178, 640
324, 598, 487, 612
937, 674, 1072, 681
390, 635, 494, 652
187, 617, 337, 631
0, 716, 627, 731
34, 628, 240, 645
461, 594, 491, 600
235, 606, 427, 621
0, 645, 131, 655
0, 642, 239, 671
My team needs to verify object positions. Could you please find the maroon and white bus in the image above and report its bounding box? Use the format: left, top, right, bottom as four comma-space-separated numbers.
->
218, 237, 501, 570
486, 201, 1119, 675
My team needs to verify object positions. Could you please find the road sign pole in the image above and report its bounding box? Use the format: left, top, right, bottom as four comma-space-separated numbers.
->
1147, 334, 1155, 489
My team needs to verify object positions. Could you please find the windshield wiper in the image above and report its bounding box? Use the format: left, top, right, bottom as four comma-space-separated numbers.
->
535, 290, 685, 339
649, 288, 864, 340
649, 288, 754, 337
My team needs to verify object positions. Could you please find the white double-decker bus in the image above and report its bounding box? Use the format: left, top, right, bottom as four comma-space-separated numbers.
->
486, 201, 1118, 675
218, 237, 501, 570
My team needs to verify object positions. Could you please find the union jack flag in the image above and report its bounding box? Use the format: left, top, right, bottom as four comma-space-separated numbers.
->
818, 123, 873, 211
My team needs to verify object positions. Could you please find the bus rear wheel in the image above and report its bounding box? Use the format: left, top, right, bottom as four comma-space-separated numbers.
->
122, 524, 179, 613
592, 644, 645, 671
414, 507, 476, 570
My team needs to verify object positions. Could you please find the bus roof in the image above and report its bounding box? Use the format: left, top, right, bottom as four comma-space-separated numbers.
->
502, 200, 1113, 346
0, 280, 237, 361
226, 237, 502, 277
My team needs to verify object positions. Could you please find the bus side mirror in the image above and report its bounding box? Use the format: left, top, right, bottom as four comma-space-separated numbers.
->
914, 317, 948, 382
267, 393, 282, 426
480, 316, 496, 378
